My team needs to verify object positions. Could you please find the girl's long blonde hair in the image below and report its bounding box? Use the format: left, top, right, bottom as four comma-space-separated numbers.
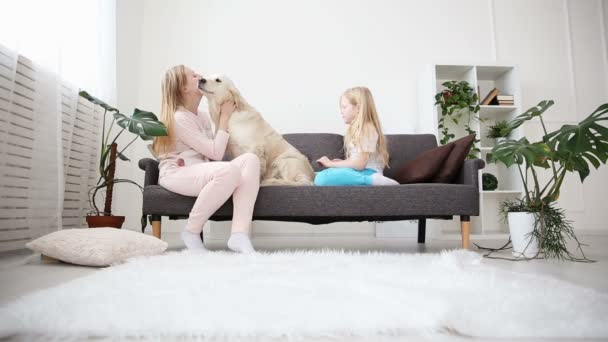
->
342, 87, 390, 168
152, 65, 187, 157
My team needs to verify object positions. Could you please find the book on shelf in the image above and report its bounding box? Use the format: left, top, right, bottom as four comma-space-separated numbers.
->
497, 95, 514, 101
480, 88, 499, 105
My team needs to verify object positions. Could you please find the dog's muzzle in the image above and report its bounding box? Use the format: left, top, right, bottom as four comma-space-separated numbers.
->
198, 78, 213, 94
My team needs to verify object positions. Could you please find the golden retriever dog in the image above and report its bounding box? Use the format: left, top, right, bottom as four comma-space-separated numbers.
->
199, 75, 315, 186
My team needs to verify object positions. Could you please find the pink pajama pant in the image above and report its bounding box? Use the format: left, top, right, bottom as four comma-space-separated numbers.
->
159, 153, 260, 234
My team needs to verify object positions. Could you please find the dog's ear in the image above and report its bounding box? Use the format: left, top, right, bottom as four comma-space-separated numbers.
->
228, 88, 244, 111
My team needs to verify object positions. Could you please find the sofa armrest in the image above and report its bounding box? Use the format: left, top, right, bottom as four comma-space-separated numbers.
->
138, 158, 160, 187
454, 158, 485, 188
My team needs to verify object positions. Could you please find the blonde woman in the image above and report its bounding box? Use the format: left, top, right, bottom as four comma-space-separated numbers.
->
315, 87, 398, 186
153, 65, 260, 253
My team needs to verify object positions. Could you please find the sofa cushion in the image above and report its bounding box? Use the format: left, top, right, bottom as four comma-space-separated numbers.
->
284, 133, 345, 171
384, 134, 438, 179
283, 133, 439, 176
432, 134, 475, 183
143, 183, 479, 222
395, 143, 455, 184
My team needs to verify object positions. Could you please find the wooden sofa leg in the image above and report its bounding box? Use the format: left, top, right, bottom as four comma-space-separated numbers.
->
460, 215, 470, 249
151, 215, 161, 239
417, 218, 426, 243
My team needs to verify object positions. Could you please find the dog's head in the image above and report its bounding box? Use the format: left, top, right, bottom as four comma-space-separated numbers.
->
198, 74, 235, 101
198, 75, 247, 123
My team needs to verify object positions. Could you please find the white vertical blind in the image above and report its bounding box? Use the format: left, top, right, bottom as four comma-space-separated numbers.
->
0, 43, 102, 252
0, 0, 117, 105
62, 95, 102, 229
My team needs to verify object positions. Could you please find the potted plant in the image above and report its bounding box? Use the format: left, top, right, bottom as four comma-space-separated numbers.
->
482, 172, 498, 191
487, 100, 608, 260
79, 91, 167, 228
485, 120, 512, 144
434, 80, 481, 158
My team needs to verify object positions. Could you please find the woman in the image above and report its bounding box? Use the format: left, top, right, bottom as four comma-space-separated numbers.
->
153, 65, 260, 254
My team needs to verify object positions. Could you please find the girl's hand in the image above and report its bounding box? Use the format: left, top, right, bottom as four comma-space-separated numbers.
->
317, 156, 333, 168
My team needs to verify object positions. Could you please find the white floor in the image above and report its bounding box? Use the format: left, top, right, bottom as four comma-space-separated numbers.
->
1, 232, 607, 341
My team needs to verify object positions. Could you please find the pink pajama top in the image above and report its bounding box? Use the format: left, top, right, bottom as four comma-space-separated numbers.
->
158, 106, 230, 177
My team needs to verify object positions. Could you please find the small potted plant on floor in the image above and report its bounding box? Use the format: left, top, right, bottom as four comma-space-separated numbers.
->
486, 120, 512, 144
79, 91, 167, 228
487, 100, 608, 260
435, 80, 481, 158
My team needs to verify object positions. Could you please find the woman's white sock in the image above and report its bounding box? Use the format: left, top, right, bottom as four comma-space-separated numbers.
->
371, 173, 399, 186
181, 229, 208, 251
227, 232, 256, 254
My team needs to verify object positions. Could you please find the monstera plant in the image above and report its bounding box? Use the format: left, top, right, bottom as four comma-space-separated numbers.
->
486, 100, 608, 260
79, 91, 167, 228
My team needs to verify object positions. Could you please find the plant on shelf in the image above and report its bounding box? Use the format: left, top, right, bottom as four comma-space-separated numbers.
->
79, 91, 168, 228
486, 100, 608, 261
482, 173, 498, 191
435, 80, 481, 158
485, 120, 512, 143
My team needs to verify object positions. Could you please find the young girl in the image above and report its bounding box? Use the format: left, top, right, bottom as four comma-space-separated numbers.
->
153, 65, 260, 253
315, 87, 398, 186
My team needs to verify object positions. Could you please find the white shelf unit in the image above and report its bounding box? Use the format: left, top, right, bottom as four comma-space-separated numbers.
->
421, 64, 524, 237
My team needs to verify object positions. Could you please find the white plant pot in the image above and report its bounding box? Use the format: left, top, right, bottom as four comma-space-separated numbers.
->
507, 212, 540, 258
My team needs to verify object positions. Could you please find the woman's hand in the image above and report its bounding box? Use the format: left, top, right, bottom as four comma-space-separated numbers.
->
219, 100, 236, 121
217, 100, 236, 133
316, 156, 333, 168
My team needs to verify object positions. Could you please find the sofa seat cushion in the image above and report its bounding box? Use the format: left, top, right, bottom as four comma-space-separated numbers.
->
143, 184, 479, 220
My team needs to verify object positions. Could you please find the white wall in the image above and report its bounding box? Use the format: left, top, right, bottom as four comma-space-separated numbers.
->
115, 0, 608, 236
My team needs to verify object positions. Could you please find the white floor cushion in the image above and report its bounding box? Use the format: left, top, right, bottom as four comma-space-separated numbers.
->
26, 228, 168, 267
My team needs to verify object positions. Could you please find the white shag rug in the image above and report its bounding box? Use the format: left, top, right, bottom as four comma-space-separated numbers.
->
1, 249, 607, 340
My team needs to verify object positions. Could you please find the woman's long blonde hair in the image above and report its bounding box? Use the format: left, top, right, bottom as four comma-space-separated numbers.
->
152, 65, 187, 156
342, 87, 389, 168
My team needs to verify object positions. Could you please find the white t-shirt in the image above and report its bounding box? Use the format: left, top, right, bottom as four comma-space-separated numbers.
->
348, 129, 384, 173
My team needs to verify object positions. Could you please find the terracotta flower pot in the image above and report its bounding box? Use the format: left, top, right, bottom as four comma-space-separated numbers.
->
86, 215, 125, 228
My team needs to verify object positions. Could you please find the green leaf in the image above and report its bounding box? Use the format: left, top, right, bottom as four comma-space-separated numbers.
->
117, 152, 130, 161
509, 100, 555, 130
544, 102, 608, 182
79, 90, 118, 113
486, 138, 551, 168
114, 108, 168, 140
99, 145, 112, 179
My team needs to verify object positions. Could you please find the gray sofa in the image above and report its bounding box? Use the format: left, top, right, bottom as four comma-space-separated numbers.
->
138, 134, 485, 248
